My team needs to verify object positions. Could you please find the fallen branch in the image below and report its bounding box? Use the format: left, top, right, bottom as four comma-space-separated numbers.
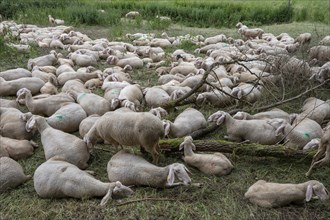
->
160, 138, 316, 160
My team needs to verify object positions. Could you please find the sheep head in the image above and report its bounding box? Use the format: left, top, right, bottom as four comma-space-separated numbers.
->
179, 136, 196, 151
166, 163, 191, 187
208, 111, 227, 125
16, 88, 31, 102
233, 111, 248, 120
149, 107, 168, 119
306, 181, 329, 202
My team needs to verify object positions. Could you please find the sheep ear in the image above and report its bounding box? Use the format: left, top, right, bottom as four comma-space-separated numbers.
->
167, 165, 175, 186
192, 143, 196, 151
26, 117, 36, 132
275, 124, 286, 136
216, 115, 226, 125
306, 184, 313, 202
100, 187, 112, 207
184, 165, 192, 174
164, 121, 171, 137
179, 142, 185, 151
237, 90, 243, 99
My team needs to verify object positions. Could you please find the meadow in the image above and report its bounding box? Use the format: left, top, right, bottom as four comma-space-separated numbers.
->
1, 0, 330, 219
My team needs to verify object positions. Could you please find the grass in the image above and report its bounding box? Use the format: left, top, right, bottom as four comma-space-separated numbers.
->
1, 6, 330, 220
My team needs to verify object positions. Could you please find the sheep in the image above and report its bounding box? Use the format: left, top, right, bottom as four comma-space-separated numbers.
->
34, 158, 133, 206
294, 33, 312, 45
0, 77, 44, 96
57, 68, 100, 86
144, 87, 171, 108
107, 56, 143, 69
125, 11, 140, 18
46, 103, 87, 133
79, 114, 101, 140
179, 136, 233, 176
169, 65, 204, 76
0, 135, 37, 160
244, 180, 329, 208
48, 15, 65, 25
84, 112, 164, 164
27, 52, 57, 71
101, 76, 130, 91
158, 74, 185, 85
16, 88, 74, 117
239, 27, 264, 40
0, 157, 31, 193
61, 79, 90, 94
319, 36, 330, 46
231, 83, 263, 103
150, 38, 172, 48
208, 111, 286, 144
0, 98, 19, 109
69, 53, 97, 67
31, 66, 57, 83
149, 107, 168, 119
0, 68, 31, 80
113, 84, 143, 111
40, 77, 58, 95
0, 107, 35, 140
306, 128, 330, 176
69, 91, 110, 116
107, 150, 191, 188
163, 108, 207, 138
309, 45, 330, 65
233, 108, 290, 122
196, 87, 233, 107
84, 78, 103, 90
204, 34, 227, 45
26, 116, 90, 169
282, 114, 323, 149
56, 63, 75, 76
300, 97, 330, 125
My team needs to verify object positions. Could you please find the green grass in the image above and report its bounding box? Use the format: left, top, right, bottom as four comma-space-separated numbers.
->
1, 0, 329, 28
1, 6, 330, 220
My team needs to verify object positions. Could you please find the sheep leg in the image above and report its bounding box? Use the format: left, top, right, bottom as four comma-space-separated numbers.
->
311, 145, 326, 164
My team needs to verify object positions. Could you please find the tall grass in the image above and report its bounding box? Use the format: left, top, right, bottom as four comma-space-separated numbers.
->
0, 0, 328, 28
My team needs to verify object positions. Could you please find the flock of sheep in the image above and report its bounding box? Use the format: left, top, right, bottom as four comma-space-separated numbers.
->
0, 14, 330, 209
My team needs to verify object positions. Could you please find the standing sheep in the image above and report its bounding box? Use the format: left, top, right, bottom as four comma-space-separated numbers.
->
34, 158, 133, 206
179, 136, 233, 176
84, 112, 164, 164
107, 150, 191, 188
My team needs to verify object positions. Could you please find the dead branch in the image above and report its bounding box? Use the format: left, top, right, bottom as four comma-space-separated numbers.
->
160, 138, 316, 160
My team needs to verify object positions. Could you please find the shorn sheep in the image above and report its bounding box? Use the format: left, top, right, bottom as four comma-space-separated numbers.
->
107, 150, 192, 188
84, 112, 164, 164
34, 157, 133, 206
179, 136, 233, 176
208, 111, 286, 145
0, 157, 31, 193
26, 115, 90, 169
245, 180, 329, 208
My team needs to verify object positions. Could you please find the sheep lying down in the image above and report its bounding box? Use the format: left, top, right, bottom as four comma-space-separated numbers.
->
107, 150, 192, 188
245, 180, 329, 208
34, 158, 134, 206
